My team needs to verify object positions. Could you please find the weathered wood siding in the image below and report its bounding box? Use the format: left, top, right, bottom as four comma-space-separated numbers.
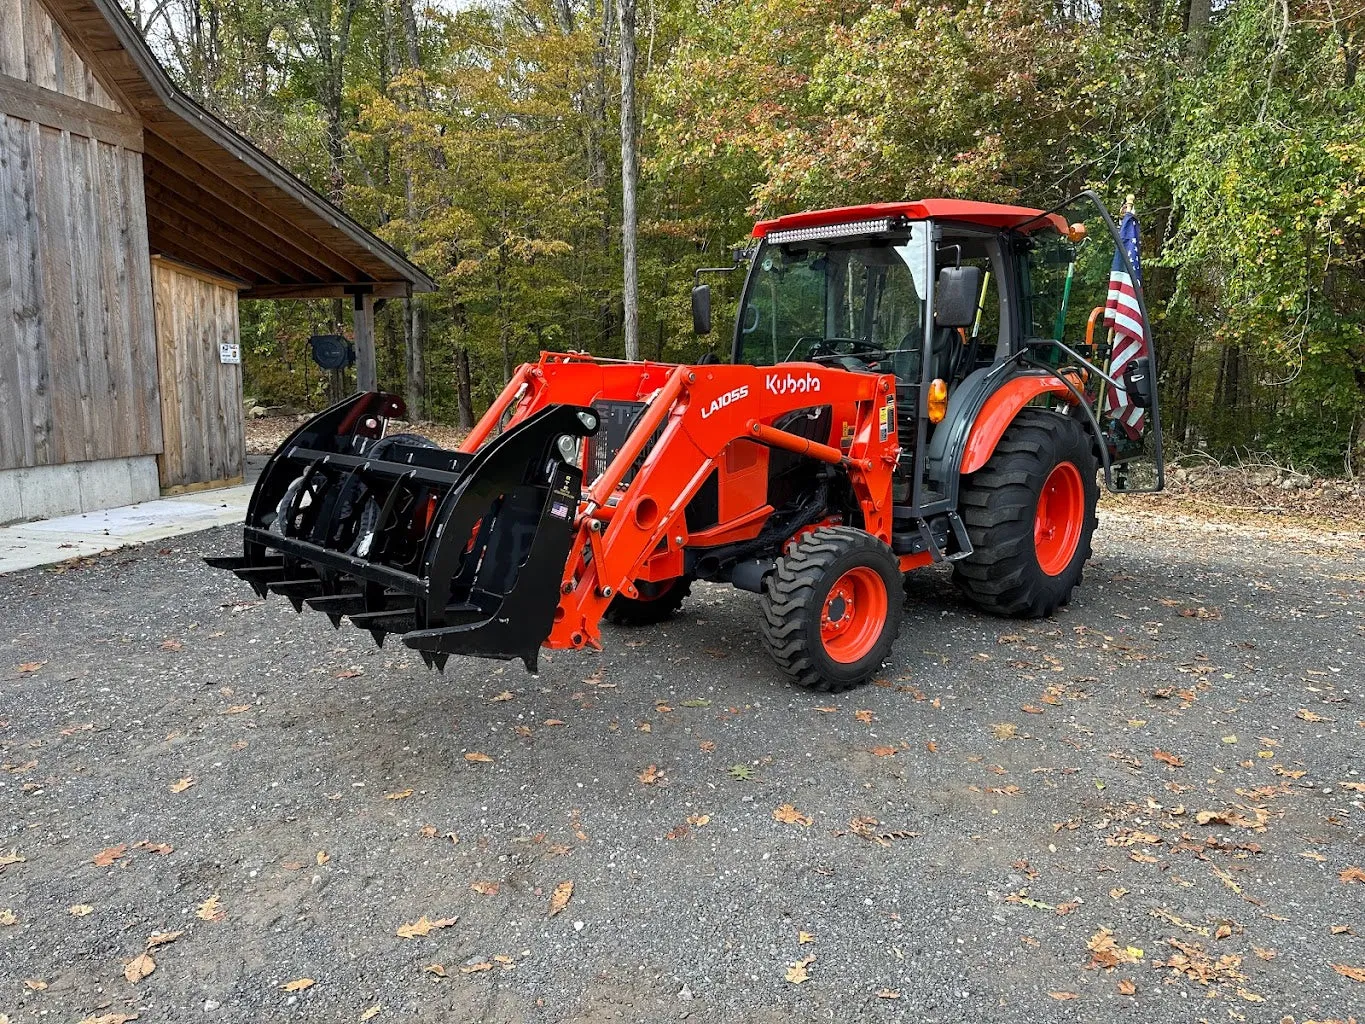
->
0, 0, 160, 473
151, 257, 243, 490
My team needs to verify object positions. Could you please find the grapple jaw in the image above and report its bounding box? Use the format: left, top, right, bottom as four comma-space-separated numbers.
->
207, 392, 598, 672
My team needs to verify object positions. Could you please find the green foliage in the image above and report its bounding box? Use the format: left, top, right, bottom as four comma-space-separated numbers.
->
134, 0, 1365, 472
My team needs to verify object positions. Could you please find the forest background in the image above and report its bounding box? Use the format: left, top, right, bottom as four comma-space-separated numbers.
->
124, 0, 1365, 474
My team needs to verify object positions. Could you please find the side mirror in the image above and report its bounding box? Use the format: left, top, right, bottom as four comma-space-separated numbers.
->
691, 284, 712, 335
934, 265, 982, 329
1123, 356, 1153, 409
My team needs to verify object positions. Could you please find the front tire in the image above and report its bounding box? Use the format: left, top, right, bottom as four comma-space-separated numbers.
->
953, 408, 1098, 617
760, 526, 903, 691
604, 577, 692, 626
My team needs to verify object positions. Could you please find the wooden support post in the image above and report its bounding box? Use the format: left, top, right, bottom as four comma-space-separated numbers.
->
353, 292, 377, 393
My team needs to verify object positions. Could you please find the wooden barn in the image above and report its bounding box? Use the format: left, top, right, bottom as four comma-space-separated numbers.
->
0, 0, 434, 524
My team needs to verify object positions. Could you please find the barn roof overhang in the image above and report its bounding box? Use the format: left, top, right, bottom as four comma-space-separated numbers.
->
42, 0, 435, 300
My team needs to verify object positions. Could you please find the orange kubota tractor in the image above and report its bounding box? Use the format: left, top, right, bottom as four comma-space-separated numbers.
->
210, 191, 1163, 691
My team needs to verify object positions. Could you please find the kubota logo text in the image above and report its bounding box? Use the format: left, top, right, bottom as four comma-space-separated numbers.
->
766, 371, 822, 395
699, 385, 749, 419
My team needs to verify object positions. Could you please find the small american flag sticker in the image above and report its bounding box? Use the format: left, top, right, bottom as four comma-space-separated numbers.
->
550, 500, 571, 520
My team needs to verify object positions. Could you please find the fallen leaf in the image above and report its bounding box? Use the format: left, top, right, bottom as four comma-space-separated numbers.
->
470, 881, 500, 896
146, 930, 183, 948
423, 963, 447, 977
0, 908, 17, 926
1332, 925, 1355, 935
93, 844, 128, 867
168, 777, 195, 793
17, 661, 45, 673
785, 955, 815, 984
463, 752, 493, 763
1048, 991, 1079, 1001
726, 764, 755, 780
384, 789, 413, 801
1253, 946, 1277, 961
773, 804, 812, 827
1332, 963, 1365, 983
992, 722, 1018, 740
316, 850, 330, 866
1297, 708, 1329, 723
334, 668, 363, 679
637, 764, 663, 785
1339, 866, 1365, 884
1021, 704, 1045, 714
359, 1007, 381, 1021
460, 962, 494, 974
1117, 979, 1136, 995
223, 704, 251, 715
868, 745, 898, 757
875, 988, 901, 998
1342, 781, 1365, 792
195, 895, 225, 923
1301, 850, 1328, 862
395, 914, 458, 939
23, 978, 47, 991
1109, 887, 1128, 900
854, 710, 874, 724
123, 952, 156, 983
159, 639, 182, 651
280, 978, 314, 992
544, 719, 566, 727
686, 814, 710, 827
682, 698, 711, 708
814, 706, 838, 713
134, 841, 172, 855
76, 1015, 138, 1024
1236, 988, 1265, 1002
548, 880, 573, 917
1153, 749, 1185, 767
488, 691, 514, 702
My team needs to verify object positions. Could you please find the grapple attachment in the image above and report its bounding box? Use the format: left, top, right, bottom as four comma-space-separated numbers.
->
208, 392, 598, 671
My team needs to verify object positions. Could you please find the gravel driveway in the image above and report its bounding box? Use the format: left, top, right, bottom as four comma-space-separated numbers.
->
2, 504, 1363, 1023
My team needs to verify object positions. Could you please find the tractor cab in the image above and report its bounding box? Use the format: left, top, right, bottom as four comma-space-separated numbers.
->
716, 191, 1164, 498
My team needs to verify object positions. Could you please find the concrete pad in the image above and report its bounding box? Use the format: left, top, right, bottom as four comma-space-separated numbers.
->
0, 482, 253, 575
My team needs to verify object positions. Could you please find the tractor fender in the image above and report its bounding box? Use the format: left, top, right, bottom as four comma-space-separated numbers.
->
959, 375, 1077, 475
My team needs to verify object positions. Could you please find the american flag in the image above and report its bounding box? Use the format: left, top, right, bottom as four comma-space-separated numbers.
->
1102, 211, 1148, 439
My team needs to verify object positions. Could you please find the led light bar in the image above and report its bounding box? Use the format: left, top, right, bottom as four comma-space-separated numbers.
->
765, 217, 895, 245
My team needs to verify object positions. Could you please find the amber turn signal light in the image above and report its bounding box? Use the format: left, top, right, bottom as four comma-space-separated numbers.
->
928, 378, 948, 423
1067, 222, 1087, 243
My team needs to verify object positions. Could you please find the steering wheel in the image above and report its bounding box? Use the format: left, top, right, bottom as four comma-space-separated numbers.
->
785, 336, 888, 364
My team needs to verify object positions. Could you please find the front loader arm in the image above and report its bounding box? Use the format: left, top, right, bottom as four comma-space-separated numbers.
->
472, 355, 901, 652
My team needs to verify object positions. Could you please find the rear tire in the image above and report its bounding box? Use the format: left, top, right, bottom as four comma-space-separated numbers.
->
953, 409, 1098, 617
604, 577, 692, 626
760, 526, 903, 692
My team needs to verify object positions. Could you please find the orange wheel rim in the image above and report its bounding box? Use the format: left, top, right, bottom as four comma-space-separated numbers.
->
820, 566, 888, 664
1035, 461, 1084, 576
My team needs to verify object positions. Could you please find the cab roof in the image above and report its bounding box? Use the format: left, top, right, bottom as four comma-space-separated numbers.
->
751, 199, 1066, 238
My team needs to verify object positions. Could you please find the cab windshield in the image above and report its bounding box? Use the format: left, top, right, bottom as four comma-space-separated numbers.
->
735, 228, 930, 377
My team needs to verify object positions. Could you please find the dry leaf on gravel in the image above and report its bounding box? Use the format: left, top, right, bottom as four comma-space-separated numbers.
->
488, 691, 514, 702
798, 931, 815, 944
1117, 979, 1136, 995
23, 978, 46, 991
1048, 991, 1078, 1001
875, 988, 900, 998
686, 814, 710, 827
460, 962, 494, 974
470, 881, 500, 896
785, 955, 815, 984
1086, 928, 1143, 970
868, 745, 898, 757
195, 895, 225, 923
222, 705, 251, 715
280, 978, 314, 992
1339, 866, 1365, 884
123, 952, 155, 983
637, 764, 663, 785
134, 842, 173, 855
548, 881, 573, 917
395, 915, 457, 939
1153, 749, 1185, 767
854, 710, 874, 724
423, 964, 447, 977
0, 909, 18, 926
1297, 708, 1330, 722
1332, 964, 1365, 983
316, 851, 330, 865
76, 1014, 138, 1024
360, 1007, 381, 1021
992, 722, 1018, 740
17, 661, 45, 674
464, 752, 493, 763
168, 777, 195, 793
773, 804, 812, 827
384, 789, 413, 801
146, 930, 183, 948
92, 844, 127, 867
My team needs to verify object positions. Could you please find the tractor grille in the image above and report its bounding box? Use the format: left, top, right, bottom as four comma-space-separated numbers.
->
584, 400, 663, 492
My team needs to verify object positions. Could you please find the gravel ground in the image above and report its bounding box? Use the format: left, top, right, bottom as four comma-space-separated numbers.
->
2, 505, 1363, 1024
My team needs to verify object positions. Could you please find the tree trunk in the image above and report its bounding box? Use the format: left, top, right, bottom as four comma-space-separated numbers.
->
456, 347, 474, 430
1186, 0, 1211, 62
618, 0, 639, 360
405, 297, 426, 420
